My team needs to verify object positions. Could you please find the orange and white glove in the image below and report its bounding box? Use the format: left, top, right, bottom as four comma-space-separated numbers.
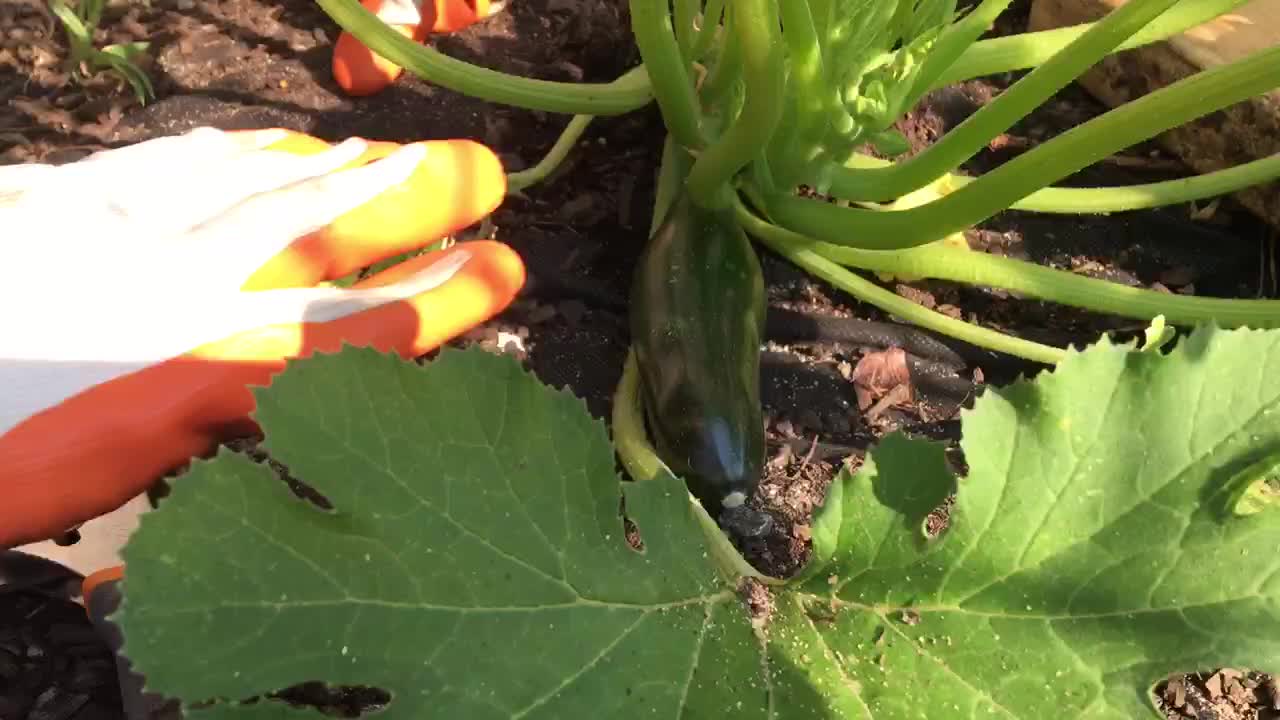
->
0, 126, 525, 561
333, 0, 496, 96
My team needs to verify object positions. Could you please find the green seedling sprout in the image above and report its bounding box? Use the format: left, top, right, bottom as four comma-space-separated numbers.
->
317, 0, 1280, 366
48, 0, 154, 104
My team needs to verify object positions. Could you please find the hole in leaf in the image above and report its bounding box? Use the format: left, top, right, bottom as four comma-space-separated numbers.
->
622, 516, 645, 552
1234, 474, 1280, 517
923, 494, 955, 539
182, 682, 391, 719
226, 438, 335, 510
1202, 451, 1280, 518
267, 681, 391, 718
617, 496, 646, 552
738, 577, 774, 628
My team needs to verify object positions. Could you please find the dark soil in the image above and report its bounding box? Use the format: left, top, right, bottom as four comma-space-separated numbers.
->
2, 0, 1277, 718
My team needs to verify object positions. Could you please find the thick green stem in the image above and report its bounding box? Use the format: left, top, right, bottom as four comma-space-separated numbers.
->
785, 42, 1280, 249
674, 0, 700, 62
750, 196, 1280, 329
768, 0, 829, 189
888, 0, 916, 44
315, 0, 652, 115
629, 0, 704, 149
650, 134, 692, 236
828, 0, 1189, 202
808, 0, 833, 40
700, 4, 741, 111
692, 0, 726, 60
903, 0, 1013, 109
937, 0, 1255, 86
686, 0, 785, 207
612, 349, 665, 485
734, 200, 1068, 364
809, 236, 1280, 329
506, 114, 595, 193
1002, 155, 1280, 213
844, 151, 1280, 214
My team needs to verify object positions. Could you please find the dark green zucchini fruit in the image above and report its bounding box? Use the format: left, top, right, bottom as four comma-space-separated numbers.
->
629, 188, 767, 517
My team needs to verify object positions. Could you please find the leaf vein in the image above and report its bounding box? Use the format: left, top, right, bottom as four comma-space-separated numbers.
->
1011, 366, 1123, 573
508, 610, 651, 720
674, 601, 715, 720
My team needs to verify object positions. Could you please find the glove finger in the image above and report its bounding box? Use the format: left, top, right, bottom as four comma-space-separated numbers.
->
0, 241, 523, 550
242, 137, 506, 290
183, 142, 429, 289
0, 162, 55, 194
340, 238, 525, 354
74, 126, 285, 179
204, 241, 524, 361
106, 137, 373, 243
0, 128, 277, 224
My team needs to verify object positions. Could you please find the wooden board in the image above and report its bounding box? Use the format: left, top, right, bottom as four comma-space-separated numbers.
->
1028, 0, 1280, 228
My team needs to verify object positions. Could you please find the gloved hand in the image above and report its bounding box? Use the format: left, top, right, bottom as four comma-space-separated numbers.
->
332, 0, 496, 96
0, 126, 526, 558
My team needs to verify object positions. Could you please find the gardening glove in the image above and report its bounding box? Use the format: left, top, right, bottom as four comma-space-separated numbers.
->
332, 0, 496, 96
0, 126, 526, 561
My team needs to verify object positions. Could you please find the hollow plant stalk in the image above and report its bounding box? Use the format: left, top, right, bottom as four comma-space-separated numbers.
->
734, 199, 1069, 365
684, 0, 785, 208
767, 41, 1280, 250
744, 202, 1280, 330
317, 0, 1280, 365
826, 0, 1210, 202
938, 0, 1258, 86
840, 151, 1280, 215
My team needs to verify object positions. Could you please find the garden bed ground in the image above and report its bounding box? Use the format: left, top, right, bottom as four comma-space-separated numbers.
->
2, 0, 1278, 718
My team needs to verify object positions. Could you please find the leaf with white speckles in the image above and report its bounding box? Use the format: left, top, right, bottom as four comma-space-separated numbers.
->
116, 346, 766, 719
114, 325, 1280, 720
783, 325, 1280, 719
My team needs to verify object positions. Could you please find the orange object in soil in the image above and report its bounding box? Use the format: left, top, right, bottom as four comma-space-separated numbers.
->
435, 0, 490, 32
332, 0, 493, 96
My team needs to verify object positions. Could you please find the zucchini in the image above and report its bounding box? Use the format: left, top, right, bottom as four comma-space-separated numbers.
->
629, 186, 767, 517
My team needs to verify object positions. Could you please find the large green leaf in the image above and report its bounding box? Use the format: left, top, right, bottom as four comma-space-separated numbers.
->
786, 325, 1280, 718
115, 328, 1280, 719
116, 347, 763, 719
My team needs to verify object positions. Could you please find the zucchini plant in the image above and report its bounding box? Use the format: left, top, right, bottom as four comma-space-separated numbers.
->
112, 328, 1280, 719
318, 0, 1280, 522
101, 3, 1280, 715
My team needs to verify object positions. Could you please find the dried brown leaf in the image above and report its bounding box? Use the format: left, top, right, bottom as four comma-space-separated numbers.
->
851, 347, 912, 410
